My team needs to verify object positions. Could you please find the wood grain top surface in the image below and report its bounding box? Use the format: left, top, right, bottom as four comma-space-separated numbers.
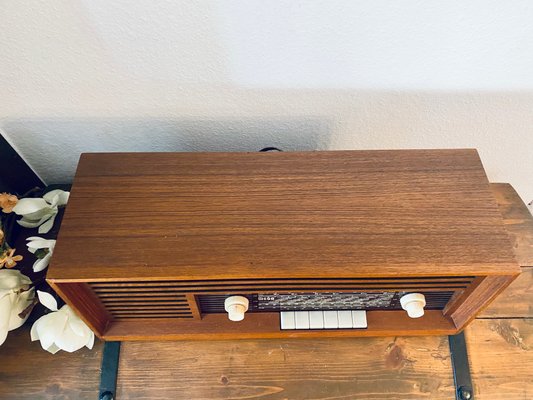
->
47, 150, 520, 281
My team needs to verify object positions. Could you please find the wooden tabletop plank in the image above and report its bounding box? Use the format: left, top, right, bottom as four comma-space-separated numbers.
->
491, 183, 533, 267
469, 184, 533, 398
116, 336, 455, 399
0, 327, 103, 400
479, 267, 533, 318
480, 183, 533, 318
466, 319, 533, 399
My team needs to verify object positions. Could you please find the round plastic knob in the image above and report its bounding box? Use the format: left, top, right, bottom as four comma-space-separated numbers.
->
400, 293, 426, 318
224, 296, 249, 321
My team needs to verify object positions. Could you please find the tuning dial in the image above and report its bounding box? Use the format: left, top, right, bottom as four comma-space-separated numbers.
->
224, 296, 249, 321
400, 293, 426, 318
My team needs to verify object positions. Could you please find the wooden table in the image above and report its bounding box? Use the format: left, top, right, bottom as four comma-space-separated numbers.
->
1, 183, 531, 399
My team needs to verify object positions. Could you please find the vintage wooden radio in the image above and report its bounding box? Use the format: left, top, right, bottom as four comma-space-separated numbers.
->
47, 149, 520, 340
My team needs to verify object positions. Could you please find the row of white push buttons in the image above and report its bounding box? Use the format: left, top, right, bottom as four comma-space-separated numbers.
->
280, 310, 367, 330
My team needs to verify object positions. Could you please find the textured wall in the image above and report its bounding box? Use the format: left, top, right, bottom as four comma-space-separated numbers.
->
1, 1, 532, 203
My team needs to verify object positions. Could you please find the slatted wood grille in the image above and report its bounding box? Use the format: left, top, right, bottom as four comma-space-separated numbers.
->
89, 277, 474, 320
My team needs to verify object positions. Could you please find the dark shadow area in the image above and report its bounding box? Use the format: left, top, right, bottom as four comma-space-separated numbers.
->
0, 133, 44, 194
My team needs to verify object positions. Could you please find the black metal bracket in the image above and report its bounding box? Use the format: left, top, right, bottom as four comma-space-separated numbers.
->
99, 341, 121, 400
449, 332, 474, 400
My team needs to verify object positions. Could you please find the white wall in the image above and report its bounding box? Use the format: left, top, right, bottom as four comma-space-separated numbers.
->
1, 1, 532, 203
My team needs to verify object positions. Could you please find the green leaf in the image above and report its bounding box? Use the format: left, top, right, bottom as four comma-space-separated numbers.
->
34, 248, 50, 259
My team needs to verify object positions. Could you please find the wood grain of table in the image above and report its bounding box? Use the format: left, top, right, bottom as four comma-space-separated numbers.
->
0, 327, 103, 399
0, 182, 531, 399
466, 319, 533, 400
117, 336, 455, 400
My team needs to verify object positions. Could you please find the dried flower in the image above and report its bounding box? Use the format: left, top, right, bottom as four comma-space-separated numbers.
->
0, 249, 23, 269
0, 269, 35, 346
0, 193, 18, 213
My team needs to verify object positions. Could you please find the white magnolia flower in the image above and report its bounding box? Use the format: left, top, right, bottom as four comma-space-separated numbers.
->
26, 236, 56, 272
31, 291, 95, 354
13, 190, 70, 234
0, 269, 35, 346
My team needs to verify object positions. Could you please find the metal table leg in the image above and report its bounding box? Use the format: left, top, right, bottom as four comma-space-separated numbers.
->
99, 341, 121, 400
449, 332, 474, 400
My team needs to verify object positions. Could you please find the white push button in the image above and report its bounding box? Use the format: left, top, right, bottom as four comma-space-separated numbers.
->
295, 311, 310, 329
338, 311, 353, 328
400, 293, 426, 318
351, 310, 368, 328
279, 310, 368, 330
309, 311, 324, 329
280, 311, 296, 330
323, 311, 339, 329
224, 296, 249, 321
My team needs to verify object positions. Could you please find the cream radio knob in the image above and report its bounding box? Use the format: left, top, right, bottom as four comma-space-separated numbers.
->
224, 296, 249, 321
400, 293, 426, 318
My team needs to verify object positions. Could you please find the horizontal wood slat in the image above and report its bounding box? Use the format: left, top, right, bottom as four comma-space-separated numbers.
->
92, 285, 470, 293
105, 306, 191, 311
89, 277, 475, 287
113, 317, 194, 320
110, 310, 191, 313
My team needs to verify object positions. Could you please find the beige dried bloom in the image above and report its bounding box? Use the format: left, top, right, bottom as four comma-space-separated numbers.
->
0, 249, 23, 269
0, 193, 18, 213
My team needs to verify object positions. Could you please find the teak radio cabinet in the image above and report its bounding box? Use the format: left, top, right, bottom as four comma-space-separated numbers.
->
47, 149, 520, 340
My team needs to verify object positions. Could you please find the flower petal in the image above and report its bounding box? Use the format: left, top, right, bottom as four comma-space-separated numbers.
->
26, 238, 55, 250
12, 198, 49, 215
68, 314, 89, 337
17, 218, 44, 228
0, 294, 13, 346
51, 305, 90, 352
8, 288, 35, 330
37, 213, 57, 234
20, 207, 55, 221
0, 269, 31, 292
30, 318, 40, 341
37, 290, 58, 311
17, 211, 54, 230
85, 331, 95, 350
43, 190, 69, 207
26, 236, 46, 241
33, 253, 52, 272
36, 311, 67, 351
45, 343, 61, 354
55, 324, 89, 352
